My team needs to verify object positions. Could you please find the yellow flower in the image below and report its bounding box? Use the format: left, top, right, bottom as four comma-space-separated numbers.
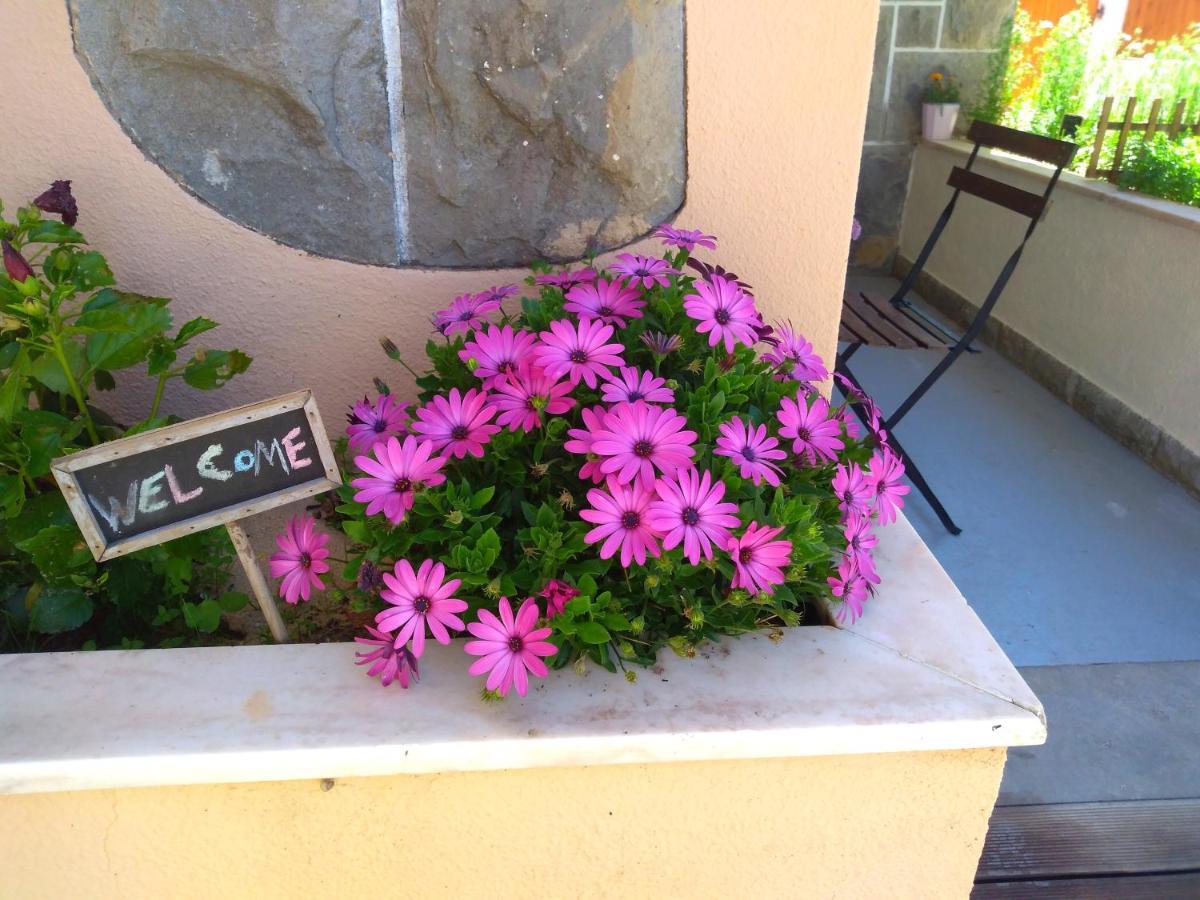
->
930, 72, 943, 81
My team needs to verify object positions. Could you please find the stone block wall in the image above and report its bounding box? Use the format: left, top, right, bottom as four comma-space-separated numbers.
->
853, 0, 1016, 270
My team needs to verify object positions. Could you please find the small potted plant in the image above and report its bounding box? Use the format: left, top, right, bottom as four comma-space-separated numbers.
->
921, 71, 960, 141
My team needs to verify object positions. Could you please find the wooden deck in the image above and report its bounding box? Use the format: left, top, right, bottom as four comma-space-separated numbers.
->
974, 800, 1200, 898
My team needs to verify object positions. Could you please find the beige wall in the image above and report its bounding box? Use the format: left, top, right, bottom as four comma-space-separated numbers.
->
0, 1, 878, 428
900, 141, 1200, 457
1, 748, 1004, 898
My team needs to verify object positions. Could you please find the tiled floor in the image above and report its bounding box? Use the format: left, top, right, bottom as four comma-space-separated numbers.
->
844, 274, 1200, 668
844, 272, 1200, 810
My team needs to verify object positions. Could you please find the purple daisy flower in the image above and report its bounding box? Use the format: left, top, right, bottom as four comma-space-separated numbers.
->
591, 401, 698, 490
563, 405, 610, 484
777, 394, 844, 465
600, 367, 674, 405
459, 324, 538, 388
647, 468, 741, 565
828, 557, 870, 623
726, 522, 792, 596
685, 258, 753, 294
714, 417, 787, 487
682, 275, 760, 354
491, 365, 577, 433
355, 626, 420, 688
533, 318, 625, 388
640, 331, 683, 356
866, 448, 910, 525
654, 224, 718, 252
345, 394, 411, 453
535, 268, 598, 292
761, 323, 830, 383
609, 253, 680, 289
563, 276, 646, 327
433, 291, 503, 336
832, 462, 873, 518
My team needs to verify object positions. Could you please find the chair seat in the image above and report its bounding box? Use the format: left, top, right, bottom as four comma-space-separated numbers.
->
839, 291, 953, 350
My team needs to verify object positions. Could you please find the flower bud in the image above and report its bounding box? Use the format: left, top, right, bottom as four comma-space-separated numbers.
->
619, 641, 634, 658
32, 180, 78, 226
372, 377, 391, 396
624, 670, 638, 684
484, 579, 501, 597
379, 337, 401, 360
630, 616, 645, 635
573, 657, 588, 676
465, 356, 480, 371
445, 509, 464, 526
2, 240, 34, 283
643, 574, 660, 590
786, 565, 806, 582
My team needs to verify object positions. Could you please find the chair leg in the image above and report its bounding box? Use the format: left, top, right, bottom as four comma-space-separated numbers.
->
835, 362, 963, 536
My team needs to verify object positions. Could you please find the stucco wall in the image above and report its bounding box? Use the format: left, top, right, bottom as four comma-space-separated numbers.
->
0, 748, 1005, 898
0, 0, 878, 428
899, 140, 1200, 459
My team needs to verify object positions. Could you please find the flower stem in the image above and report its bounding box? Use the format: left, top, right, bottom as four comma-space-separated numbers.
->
148, 372, 168, 421
50, 335, 99, 444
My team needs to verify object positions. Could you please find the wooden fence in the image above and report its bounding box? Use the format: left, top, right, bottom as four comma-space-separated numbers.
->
1086, 95, 1200, 181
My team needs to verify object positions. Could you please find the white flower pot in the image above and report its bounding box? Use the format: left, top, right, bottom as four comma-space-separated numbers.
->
922, 102, 960, 141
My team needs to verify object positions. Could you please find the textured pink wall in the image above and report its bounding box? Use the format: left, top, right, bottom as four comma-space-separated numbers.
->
0, 1, 876, 428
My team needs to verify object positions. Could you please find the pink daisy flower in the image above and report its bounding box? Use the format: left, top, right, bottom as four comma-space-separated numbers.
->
777, 394, 844, 465
726, 522, 792, 596
843, 513, 880, 584
600, 366, 674, 405
682, 275, 760, 353
534, 318, 625, 388
492, 366, 577, 432
464, 597, 558, 697
563, 276, 646, 327
714, 418, 787, 487
563, 405, 610, 484
459, 324, 538, 388
534, 268, 598, 291
828, 557, 870, 623
268, 513, 330, 605
412, 387, 501, 459
647, 468, 741, 565
478, 283, 520, 305
654, 224, 718, 251
345, 395, 410, 453
433, 291, 503, 336
686, 258, 753, 294
832, 462, 873, 518
355, 626, 420, 688
609, 253, 680, 289
866, 448, 910, 525
377, 559, 467, 656
761, 323, 830, 383
579, 480, 663, 567
539, 579, 580, 619
591, 401, 697, 489
836, 404, 863, 440
351, 435, 447, 525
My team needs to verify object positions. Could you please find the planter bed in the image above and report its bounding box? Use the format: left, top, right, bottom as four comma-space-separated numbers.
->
0, 515, 1041, 896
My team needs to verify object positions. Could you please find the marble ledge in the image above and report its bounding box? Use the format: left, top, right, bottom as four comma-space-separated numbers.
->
0, 516, 1044, 795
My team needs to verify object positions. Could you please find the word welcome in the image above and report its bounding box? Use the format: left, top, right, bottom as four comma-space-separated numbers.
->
86, 427, 312, 535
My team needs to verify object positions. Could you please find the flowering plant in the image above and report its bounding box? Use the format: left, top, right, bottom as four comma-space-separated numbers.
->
275, 225, 906, 697
922, 71, 961, 104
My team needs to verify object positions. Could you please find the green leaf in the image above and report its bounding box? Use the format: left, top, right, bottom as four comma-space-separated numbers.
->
0, 345, 30, 421
28, 340, 86, 394
146, 340, 177, 376
0, 473, 24, 518
174, 317, 219, 347
15, 524, 95, 579
30, 586, 93, 634
575, 621, 611, 645
182, 348, 251, 389
23, 220, 84, 245
217, 591, 250, 613
78, 298, 172, 370
181, 599, 222, 633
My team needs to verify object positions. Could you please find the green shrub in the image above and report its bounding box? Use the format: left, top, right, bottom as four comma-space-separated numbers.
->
0, 182, 254, 651
1118, 134, 1200, 205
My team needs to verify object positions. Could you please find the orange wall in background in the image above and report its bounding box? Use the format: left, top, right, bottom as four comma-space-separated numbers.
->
1020, 0, 1200, 41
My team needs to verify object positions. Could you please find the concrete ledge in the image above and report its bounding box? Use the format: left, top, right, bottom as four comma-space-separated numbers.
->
894, 255, 1200, 499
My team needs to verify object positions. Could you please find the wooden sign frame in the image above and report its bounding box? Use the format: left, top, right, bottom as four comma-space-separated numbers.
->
51, 390, 341, 563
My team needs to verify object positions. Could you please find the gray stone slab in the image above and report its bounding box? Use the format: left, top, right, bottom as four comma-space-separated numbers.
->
853, 145, 914, 269
843, 273, 1200, 667
942, 0, 1017, 50
863, 4, 895, 143
1000, 663, 1200, 805
70, 0, 398, 266
896, 5, 941, 49
69, 0, 685, 268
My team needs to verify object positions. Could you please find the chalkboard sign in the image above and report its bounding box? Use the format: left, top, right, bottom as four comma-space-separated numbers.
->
52, 391, 341, 562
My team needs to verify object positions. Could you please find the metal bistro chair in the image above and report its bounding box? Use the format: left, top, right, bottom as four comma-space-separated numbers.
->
837, 121, 1077, 535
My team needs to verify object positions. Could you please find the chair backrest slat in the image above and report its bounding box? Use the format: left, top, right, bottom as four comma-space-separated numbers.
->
947, 166, 1047, 219
966, 120, 1078, 168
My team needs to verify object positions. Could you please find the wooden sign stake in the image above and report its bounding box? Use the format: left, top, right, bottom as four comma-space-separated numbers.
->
226, 520, 289, 644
